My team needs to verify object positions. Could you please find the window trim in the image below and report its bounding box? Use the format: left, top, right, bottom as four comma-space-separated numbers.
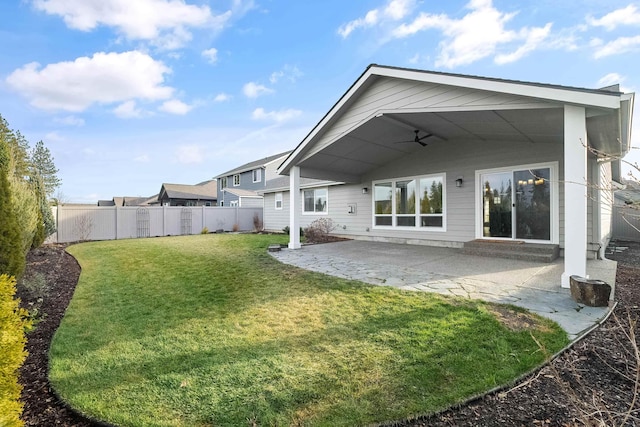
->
275, 192, 283, 210
220, 177, 227, 189
252, 168, 262, 183
302, 187, 328, 215
233, 174, 241, 186
372, 173, 446, 231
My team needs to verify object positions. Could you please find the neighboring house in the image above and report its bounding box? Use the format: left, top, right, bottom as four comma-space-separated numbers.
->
615, 179, 640, 206
157, 180, 217, 206
98, 195, 157, 206
271, 64, 634, 288
214, 151, 291, 207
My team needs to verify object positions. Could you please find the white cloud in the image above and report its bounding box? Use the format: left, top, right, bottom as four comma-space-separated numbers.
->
593, 35, 640, 58
113, 100, 145, 118
44, 131, 65, 142
134, 154, 150, 163
337, 0, 414, 38
242, 82, 274, 98
391, 0, 551, 68
32, 0, 230, 50
214, 93, 231, 102
54, 115, 85, 126
587, 5, 640, 31
175, 144, 205, 164
269, 65, 303, 84
202, 47, 218, 64
251, 107, 301, 123
6, 51, 173, 112
495, 23, 552, 65
159, 99, 193, 115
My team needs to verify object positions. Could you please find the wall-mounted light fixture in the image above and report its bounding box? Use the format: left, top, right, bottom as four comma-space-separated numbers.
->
362, 187, 369, 194
455, 177, 463, 188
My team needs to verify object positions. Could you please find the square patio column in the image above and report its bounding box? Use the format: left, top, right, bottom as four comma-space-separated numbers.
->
288, 166, 301, 249
561, 105, 588, 288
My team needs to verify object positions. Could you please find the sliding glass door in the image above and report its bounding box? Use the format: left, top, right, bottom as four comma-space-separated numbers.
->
481, 167, 551, 241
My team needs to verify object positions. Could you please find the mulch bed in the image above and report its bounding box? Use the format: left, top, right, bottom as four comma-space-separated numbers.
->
17, 241, 640, 426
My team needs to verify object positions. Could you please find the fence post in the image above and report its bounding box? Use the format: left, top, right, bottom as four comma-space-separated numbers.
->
115, 206, 119, 240
163, 205, 167, 236
202, 205, 206, 232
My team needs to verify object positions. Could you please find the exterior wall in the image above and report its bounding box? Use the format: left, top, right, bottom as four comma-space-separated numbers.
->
266, 137, 578, 247
50, 206, 262, 243
612, 205, 640, 242
240, 197, 264, 208
219, 169, 265, 204
598, 161, 614, 250
303, 77, 554, 161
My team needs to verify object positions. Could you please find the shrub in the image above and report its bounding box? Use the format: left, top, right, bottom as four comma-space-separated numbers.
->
0, 139, 24, 277
201, 227, 209, 234
232, 223, 240, 232
253, 213, 263, 232
303, 218, 337, 243
0, 274, 32, 427
9, 174, 38, 255
282, 226, 304, 237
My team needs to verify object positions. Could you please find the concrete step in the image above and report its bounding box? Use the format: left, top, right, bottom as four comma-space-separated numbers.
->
462, 240, 559, 263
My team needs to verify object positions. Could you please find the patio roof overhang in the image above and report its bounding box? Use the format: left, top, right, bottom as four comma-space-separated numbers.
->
277, 65, 633, 183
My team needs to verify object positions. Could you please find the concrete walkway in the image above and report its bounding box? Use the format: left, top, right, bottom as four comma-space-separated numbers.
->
270, 240, 617, 341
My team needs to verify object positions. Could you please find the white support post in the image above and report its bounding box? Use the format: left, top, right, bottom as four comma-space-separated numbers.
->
288, 166, 301, 249
561, 105, 588, 288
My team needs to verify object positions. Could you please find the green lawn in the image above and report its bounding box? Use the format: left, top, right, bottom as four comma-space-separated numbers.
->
50, 234, 568, 426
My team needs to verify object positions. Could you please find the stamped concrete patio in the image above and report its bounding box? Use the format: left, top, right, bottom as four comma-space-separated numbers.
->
270, 240, 617, 341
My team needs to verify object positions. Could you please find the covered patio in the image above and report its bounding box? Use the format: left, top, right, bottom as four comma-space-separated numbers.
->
270, 240, 616, 340
276, 65, 634, 290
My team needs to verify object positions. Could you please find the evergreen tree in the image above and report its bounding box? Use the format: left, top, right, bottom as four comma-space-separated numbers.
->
0, 115, 30, 179
30, 174, 56, 248
0, 137, 25, 277
30, 140, 61, 197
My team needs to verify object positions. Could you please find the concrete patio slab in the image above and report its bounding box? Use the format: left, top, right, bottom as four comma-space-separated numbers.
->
270, 240, 616, 341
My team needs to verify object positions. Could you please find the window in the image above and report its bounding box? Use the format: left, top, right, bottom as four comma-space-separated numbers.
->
233, 174, 240, 186
230, 200, 239, 207
275, 192, 283, 210
220, 177, 227, 189
303, 188, 327, 214
252, 168, 262, 183
205, 202, 212, 207
373, 174, 445, 229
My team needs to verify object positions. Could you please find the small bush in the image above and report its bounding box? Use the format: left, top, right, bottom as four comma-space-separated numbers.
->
0, 274, 32, 427
232, 223, 239, 232
303, 218, 337, 243
201, 227, 209, 234
253, 213, 263, 232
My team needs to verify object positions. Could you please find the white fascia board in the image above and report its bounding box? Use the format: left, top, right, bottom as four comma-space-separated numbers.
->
374, 66, 623, 110
258, 181, 344, 194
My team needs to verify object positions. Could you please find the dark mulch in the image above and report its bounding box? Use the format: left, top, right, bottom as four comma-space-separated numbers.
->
17, 241, 640, 426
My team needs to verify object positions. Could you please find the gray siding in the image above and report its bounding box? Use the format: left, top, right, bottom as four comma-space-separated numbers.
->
303, 77, 554, 161
265, 137, 582, 248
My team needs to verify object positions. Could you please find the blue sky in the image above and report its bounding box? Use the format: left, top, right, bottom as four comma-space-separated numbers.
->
0, 0, 638, 203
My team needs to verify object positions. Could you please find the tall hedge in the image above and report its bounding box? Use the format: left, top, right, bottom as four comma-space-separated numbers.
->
0, 138, 24, 277
0, 274, 31, 427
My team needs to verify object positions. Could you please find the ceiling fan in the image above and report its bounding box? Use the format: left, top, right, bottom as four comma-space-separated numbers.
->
394, 129, 433, 147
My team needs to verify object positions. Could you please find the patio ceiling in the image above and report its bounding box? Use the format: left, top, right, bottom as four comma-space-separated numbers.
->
297, 107, 565, 182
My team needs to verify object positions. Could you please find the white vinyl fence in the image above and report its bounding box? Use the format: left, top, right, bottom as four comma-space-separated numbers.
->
612, 205, 640, 242
49, 206, 263, 243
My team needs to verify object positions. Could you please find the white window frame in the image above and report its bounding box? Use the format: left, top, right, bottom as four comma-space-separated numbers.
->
230, 200, 239, 207
372, 173, 446, 231
275, 192, 283, 210
220, 177, 227, 189
474, 161, 559, 244
302, 187, 328, 215
252, 168, 262, 183
233, 174, 240, 186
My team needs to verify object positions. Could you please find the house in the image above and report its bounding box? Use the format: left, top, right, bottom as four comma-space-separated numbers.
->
214, 151, 291, 207
97, 195, 157, 207
268, 64, 634, 288
157, 180, 217, 206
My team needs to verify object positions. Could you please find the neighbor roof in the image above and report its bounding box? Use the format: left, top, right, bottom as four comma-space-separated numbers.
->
222, 188, 262, 198
214, 151, 291, 178
160, 180, 217, 200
